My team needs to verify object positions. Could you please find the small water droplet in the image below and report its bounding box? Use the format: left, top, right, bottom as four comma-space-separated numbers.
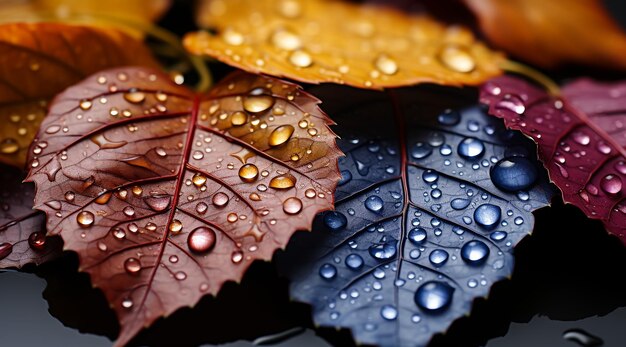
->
458, 138, 485, 159
123, 91, 146, 104
450, 198, 470, 210
169, 219, 183, 234
289, 50, 313, 68
239, 163, 259, 182
212, 192, 230, 207
438, 45, 475, 73
380, 305, 398, 320
231, 250, 244, 263
411, 143, 432, 159
124, 257, 141, 274
283, 197, 302, 214
368, 237, 397, 260
438, 109, 460, 125
145, 194, 171, 212
345, 254, 364, 270
364, 196, 384, 212
374, 55, 398, 75
429, 249, 449, 266
319, 263, 337, 280
76, 211, 94, 227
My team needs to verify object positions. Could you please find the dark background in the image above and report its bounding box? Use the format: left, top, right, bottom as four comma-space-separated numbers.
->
1, 1, 626, 346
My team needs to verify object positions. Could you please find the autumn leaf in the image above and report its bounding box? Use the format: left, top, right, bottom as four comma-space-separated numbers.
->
277, 85, 553, 346
184, 0, 504, 89
463, 0, 626, 70
26, 67, 341, 346
0, 164, 62, 269
0, 23, 160, 168
480, 76, 625, 243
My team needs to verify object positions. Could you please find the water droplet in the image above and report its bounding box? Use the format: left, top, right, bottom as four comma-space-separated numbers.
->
600, 174, 622, 195
490, 157, 538, 192
227, 213, 238, 223
408, 227, 427, 245
450, 198, 470, 210
269, 125, 295, 146
411, 143, 432, 159
231, 250, 244, 263
271, 29, 301, 50
283, 197, 302, 214
76, 211, 94, 227
243, 92, 275, 114
289, 50, 313, 68
305, 188, 316, 198
123, 206, 135, 217
27, 232, 46, 251
458, 138, 485, 159
324, 211, 347, 231
0, 138, 19, 154
175, 271, 187, 280
112, 228, 126, 239
79, 99, 92, 110
319, 263, 337, 280
122, 298, 133, 309
374, 55, 398, 75
192, 173, 207, 187
562, 328, 603, 347
222, 28, 244, 45
230, 111, 248, 126
212, 192, 229, 207
497, 94, 525, 114
368, 237, 397, 260
269, 173, 296, 189
490, 231, 507, 241
188, 227, 217, 254
124, 257, 141, 274
168, 219, 183, 234
124, 91, 146, 104
339, 170, 352, 185
145, 194, 171, 212
438, 45, 475, 73
438, 109, 460, 125
0, 243, 12, 260
45, 200, 62, 210
461, 240, 490, 265
380, 305, 398, 320
474, 204, 501, 230
45, 125, 61, 134
239, 163, 259, 182
345, 254, 364, 270
415, 281, 454, 312
196, 202, 208, 214
422, 170, 439, 183
573, 132, 590, 146
364, 196, 384, 212
429, 249, 449, 266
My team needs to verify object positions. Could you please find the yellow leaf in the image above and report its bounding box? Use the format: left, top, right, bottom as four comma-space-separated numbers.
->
0, 23, 161, 168
184, 0, 504, 89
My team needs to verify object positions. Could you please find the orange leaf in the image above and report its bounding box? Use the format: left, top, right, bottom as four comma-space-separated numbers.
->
26, 67, 341, 346
184, 0, 504, 89
463, 0, 626, 70
0, 23, 160, 168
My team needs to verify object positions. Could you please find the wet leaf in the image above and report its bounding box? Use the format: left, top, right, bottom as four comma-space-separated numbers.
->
184, 0, 504, 89
26, 67, 341, 346
0, 22, 160, 168
0, 164, 61, 269
463, 0, 626, 70
480, 76, 626, 244
277, 85, 553, 347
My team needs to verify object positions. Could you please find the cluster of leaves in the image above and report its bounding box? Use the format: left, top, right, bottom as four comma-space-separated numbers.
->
0, 0, 624, 346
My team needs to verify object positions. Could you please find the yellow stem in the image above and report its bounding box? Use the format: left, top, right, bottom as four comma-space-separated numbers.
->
500, 60, 560, 96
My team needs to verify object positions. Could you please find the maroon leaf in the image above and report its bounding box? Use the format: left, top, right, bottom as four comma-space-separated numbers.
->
26, 68, 341, 346
480, 76, 625, 243
0, 164, 61, 268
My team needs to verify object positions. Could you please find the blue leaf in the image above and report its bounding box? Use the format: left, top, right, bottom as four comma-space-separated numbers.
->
277, 86, 554, 347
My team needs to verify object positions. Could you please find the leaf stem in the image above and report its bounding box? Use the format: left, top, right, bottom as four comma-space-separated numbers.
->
500, 60, 560, 95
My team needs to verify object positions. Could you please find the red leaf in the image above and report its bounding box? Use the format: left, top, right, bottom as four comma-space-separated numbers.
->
480, 77, 625, 243
0, 165, 61, 268
26, 68, 341, 346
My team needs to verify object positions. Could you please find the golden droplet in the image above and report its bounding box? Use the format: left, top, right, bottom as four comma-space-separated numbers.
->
375, 54, 398, 75
169, 219, 183, 234
95, 192, 112, 205
289, 50, 313, 68
192, 173, 207, 187
249, 193, 261, 201
307, 128, 318, 136
243, 95, 275, 113
79, 100, 92, 110
227, 213, 238, 223
0, 139, 19, 154
132, 186, 143, 196
238, 163, 259, 182
305, 188, 316, 198
230, 111, 248, 126
269, 174, 297, 189
271, 29, 301, 50
298, 120, 308, 129
268, 125, 295, 146
222, 28, 245, 46
282, 197, 303, 215
438, 45, 476, 73
76, 211, 95, 227
124, 91, 146, 104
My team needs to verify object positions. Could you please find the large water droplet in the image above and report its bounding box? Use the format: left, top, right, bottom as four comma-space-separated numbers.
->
145, 194, 171, 212
239, 163, 259, 182
124, 257, 142, 274
374, 55, 398, 75
269, 173, 296, 189
438, 45, 475, 73
187, 227, 216, 254
319, 263, 337, 280
169, 219, 183, 234
283, 197, 302, 214
324, 211, 347, 231
345, 254, 364, 270
243, 91, 275, 113
461, 240, 490, 265
210, 192, 228, 207
411, 143, 432, 159
408, 227, 427, 245
458, 138, 485, 159
450, 198, 471, 210
269, 125, 295, 146
600, 174, 622, 195
289, 50, 313, 68
76, 211, 94, 227
368, 237, 397, 260
415, 281, 454, 312
490, 157, 539, 192
124, 90, 146, 104
429, 249, 449, 267
474, 204, 501, 230
364, 196, 384, 212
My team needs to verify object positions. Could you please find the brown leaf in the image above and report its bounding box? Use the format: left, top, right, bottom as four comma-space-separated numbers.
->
26, 67, 341, 346
184, 0, 504, 89
0, 0, 171, 27
0, 164, 62, 269
463, 0, 626, 70
0, 23, 160, 168
480, 76, 625, 244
